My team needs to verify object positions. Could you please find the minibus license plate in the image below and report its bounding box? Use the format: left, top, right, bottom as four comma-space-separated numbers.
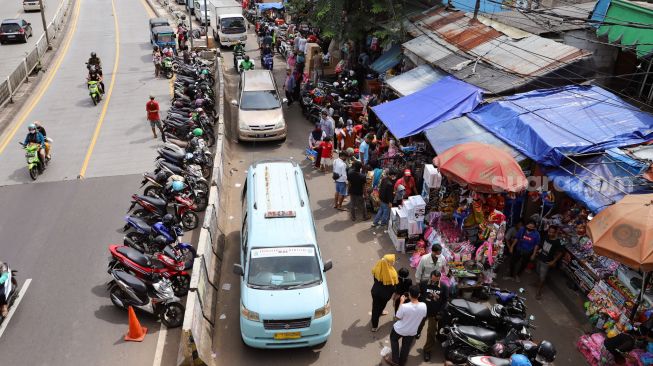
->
274, 332, 300, 340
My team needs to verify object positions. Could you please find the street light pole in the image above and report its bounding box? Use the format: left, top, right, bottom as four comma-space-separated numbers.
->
38, 0, 52, 50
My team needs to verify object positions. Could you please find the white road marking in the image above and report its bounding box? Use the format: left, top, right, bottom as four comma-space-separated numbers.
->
152, 323, 167, 366
0, 278, 32, 339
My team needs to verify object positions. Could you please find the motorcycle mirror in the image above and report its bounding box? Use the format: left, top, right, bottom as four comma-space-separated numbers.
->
519, 287, 525, 293
529, 315, 535, 321
282, 98, 288, 104
230, 99, 238, 106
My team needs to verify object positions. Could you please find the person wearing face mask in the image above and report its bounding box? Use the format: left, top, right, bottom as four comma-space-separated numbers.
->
415, 244, 446, 284
505, 220, 541, 282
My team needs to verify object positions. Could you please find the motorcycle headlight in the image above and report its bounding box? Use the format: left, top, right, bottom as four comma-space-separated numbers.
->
314, 301, 330, 319
241, 303, 260, 322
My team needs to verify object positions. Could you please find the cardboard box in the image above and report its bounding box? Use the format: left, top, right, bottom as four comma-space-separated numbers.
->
423, 164, 442, 188
389, 226, 406, 253
408, 195, 426, 220
391, 207, 408, 232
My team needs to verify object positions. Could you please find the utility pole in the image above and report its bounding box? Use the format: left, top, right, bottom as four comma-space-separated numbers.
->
188, 1, 194, 48
203, 0, 209, 46
473, 0, 481, 19
38, 0, 51, 50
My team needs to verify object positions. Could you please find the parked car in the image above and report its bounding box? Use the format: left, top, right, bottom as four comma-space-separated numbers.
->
23, 0, 42, 12
0, 19, 33, 44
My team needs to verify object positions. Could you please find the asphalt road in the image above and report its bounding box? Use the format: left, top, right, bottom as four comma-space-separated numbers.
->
0, 0, 182, 364
0, 0, 64, 81
211, 34, 589, 365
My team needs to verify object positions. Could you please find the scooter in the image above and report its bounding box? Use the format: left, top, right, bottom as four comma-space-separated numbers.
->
122, 215, 183, 253
18, 142, 45, 180
108, 243, 194, 296
127, 193, 199, 230
162, 57, 174, 79
107, 270, 185, 328
0, 265, 19, 325
441, 296, 532, 336
88, 80, 102, 105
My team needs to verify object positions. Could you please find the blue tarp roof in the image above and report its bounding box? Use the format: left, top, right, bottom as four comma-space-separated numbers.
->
545, 149, 653, 213
370, 45, 403, 74
372, 76, 483, 139
257, 2, 283, 10
424, 116, 526, 161
468, 85, 653, 167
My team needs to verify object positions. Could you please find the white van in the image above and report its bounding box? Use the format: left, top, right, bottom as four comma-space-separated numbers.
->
234, 159, 332, 348
193, 0, 211, 25
231, 70, 287, 142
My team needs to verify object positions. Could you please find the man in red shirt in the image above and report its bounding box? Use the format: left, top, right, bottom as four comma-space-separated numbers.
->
394, 169, 417, 197
146, 95, 165, 141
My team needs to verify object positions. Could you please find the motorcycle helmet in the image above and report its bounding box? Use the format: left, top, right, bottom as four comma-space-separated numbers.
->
351, 79, 358, 86
28, 124, 36, 132
184, 152, 194, 161
192, 128, 203, 137
171, 180, 185, 192
490, 343, 506, 357
510, 354, 532, 366
195, 107, 204, 113
349, 70, 355, 77
91, 51, 96, 57
536, 340, 557, 363
162, 214, 175, 226
333, 82, 339, 87
201, 69, 209, 75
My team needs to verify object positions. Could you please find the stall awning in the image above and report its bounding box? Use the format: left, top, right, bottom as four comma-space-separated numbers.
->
468, 85, 653, 167
424, 116, 525, 161
372, 76, 483, 139
370, 45, 403, 74
597, 0, 653, 58
385, 65, 448, 97
257, 2, 284, 10
545, 149, 653, 213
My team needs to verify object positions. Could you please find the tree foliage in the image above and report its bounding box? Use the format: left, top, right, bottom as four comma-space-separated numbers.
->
287, 0, 406, 42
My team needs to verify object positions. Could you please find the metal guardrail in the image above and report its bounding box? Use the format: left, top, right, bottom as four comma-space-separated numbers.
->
0, 0, 73, 109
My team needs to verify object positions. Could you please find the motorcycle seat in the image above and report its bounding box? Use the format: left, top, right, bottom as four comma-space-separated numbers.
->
117, 246, 152, 268
160, 161, 184, 175
458, 325, 498, 343
162, 150, 185, 160
127, 216, 152, 233
114, 270, 148, 294
451, 299, 491, 319
135, 194, 167, 208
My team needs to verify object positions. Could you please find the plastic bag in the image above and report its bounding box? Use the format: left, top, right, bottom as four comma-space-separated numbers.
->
380, 346, 391, 357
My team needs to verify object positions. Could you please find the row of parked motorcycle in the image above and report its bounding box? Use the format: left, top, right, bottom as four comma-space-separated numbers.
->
105, 54, 217, 328
438, 286, 557, 365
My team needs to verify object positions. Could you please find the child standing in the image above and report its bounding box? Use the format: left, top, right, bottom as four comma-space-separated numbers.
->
319, 136, 334, 172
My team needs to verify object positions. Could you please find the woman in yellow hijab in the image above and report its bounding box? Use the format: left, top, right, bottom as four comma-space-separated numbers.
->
370, 254, 399, 332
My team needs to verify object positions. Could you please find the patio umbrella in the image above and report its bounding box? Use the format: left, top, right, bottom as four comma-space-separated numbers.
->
588, 194, 653, 319
432, 142, 527, 193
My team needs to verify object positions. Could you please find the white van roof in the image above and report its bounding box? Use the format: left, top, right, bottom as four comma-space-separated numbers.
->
245, 159, 316, 247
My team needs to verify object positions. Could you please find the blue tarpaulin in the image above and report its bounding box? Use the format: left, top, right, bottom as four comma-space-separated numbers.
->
370, 45, 403, 74
468, 85, 653, 167
257, 2, 283, 10
372, 76, 483, 138
544, 149, 653, 213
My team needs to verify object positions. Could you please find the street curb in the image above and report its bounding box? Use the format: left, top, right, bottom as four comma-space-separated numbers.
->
144, 0, 163, 17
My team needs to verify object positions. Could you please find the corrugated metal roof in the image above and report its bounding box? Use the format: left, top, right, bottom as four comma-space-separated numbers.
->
402, 6, 592, 94
479, 2, 596, 35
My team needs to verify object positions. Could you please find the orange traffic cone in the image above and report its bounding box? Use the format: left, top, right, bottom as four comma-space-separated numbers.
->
124, 306, 148, 342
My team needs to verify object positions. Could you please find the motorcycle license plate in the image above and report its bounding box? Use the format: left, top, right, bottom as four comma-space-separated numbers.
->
274, 332, 300, 340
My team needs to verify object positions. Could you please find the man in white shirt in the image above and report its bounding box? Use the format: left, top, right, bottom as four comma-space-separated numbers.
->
319, 110, 335, 140
415, 244, 446, 283
385, 285, 427, 366
333, 151, 348, 210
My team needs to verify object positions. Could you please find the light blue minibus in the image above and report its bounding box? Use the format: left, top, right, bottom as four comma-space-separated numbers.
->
233, 159, 333, 348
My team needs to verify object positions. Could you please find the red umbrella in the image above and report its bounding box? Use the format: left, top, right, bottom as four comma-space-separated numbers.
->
433, 142, 527, 193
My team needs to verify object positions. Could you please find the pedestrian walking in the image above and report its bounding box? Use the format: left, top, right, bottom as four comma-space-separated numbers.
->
348, 161, 368, 221
415, 244, 446, 284
333, 151, 348, 210
152, 47, 162, 78
419, 270, 449, 361
505, 220, 540, 282
283, 69, 295, 106
532, 225, 564, 299
146, 95, 165, 141
372, 169, 397, 227
370, 254, 398, 332
385, 285, 426, 366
